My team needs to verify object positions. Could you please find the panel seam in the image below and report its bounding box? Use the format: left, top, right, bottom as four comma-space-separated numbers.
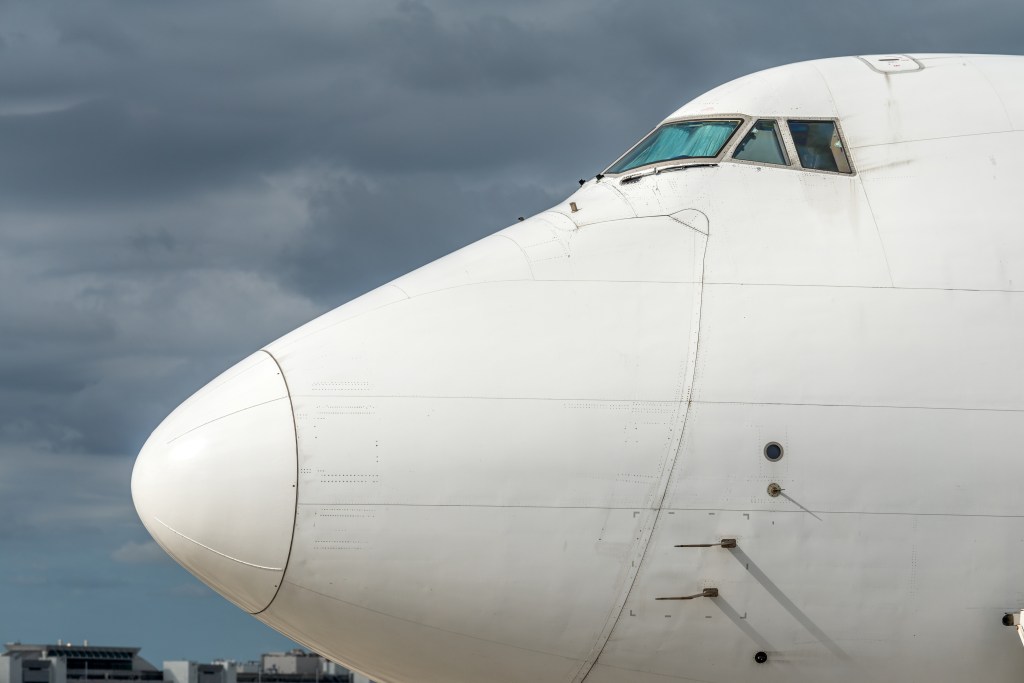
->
253, 348, 301, 616
572, 229, 710, 682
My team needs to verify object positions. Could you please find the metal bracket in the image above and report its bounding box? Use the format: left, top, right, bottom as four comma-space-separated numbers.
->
674, 538, 737, 549
656, 588, 719, 601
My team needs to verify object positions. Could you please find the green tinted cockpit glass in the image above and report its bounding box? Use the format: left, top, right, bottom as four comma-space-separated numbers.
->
732, 119, 788, 165
788, 120, 852, 173
606, 119, 741, 174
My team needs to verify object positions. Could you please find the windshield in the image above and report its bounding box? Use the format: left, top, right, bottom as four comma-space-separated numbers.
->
788, 120, 852, 173
606, 119, 741, 174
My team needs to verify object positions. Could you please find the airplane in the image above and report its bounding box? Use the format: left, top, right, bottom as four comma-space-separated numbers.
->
132, 54, 1024, 682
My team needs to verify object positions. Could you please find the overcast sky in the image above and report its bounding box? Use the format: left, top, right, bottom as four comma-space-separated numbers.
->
2, 0, 1022, 667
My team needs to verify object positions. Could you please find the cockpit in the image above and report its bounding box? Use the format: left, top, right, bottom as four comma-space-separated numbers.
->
603, 115, 853, 179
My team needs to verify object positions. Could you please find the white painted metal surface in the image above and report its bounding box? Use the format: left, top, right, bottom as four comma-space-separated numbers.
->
134, 54, 1024, 681
132, 351, 297, 613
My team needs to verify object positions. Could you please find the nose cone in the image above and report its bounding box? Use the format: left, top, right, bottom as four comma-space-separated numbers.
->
132, 351, 297, 613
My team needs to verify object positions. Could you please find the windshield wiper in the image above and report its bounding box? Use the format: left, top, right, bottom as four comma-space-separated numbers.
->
620, 168, 656, 184
621, 163, 718, 183
655, 162, 718, 174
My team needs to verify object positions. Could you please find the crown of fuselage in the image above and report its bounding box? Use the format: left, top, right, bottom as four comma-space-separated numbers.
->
664, 54, 1022, 150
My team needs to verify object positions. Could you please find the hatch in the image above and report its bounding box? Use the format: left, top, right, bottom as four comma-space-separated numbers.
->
859, 54, 924, 74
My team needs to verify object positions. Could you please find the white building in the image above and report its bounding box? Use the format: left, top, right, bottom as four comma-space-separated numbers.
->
164, 660, 237, 683
1, 645, 371, 683
0, 643, 162, 683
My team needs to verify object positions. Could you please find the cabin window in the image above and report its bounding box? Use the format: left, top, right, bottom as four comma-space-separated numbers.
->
606, 119, 741, 174
732, 119, 788, 165
788, 120, 852, 173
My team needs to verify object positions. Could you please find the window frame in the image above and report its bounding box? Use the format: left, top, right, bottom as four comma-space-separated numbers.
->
784, 117, 856, 175
603, 114, 856, 182
602, 113, 752, 179
728, 118, 792, 168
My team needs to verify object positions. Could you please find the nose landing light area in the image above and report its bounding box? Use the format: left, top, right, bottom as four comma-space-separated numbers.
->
131, 351, 298, 613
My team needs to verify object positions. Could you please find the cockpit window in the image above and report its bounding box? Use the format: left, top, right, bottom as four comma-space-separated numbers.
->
732, 119, 788, 166
788, 120, 852, 173
606, 119, 741, 174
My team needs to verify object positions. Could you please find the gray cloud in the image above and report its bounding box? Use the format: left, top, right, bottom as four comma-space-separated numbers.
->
167, 582, 212, 599
112, 541, 171, 565
0, 448, 136, 538
281, 171, 560, 301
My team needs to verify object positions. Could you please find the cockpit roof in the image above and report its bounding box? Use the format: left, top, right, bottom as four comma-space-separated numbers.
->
662, 54, 1024, 150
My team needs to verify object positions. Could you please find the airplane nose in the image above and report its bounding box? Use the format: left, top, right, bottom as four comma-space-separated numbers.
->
131, 351, 297, 613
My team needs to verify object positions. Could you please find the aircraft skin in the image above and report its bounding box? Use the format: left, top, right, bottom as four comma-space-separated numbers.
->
132, 54, 1024, 682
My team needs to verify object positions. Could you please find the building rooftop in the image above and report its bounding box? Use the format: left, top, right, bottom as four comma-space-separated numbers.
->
6, 644, 141, 659
2, 642, 161, 675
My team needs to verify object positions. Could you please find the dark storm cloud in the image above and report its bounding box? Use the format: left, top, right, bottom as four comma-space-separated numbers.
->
0, 97, 284, 206
3, 0, 1024, 664
55, 10, 140, 58
282, 172, 562, 300
2, 0, 1017, 211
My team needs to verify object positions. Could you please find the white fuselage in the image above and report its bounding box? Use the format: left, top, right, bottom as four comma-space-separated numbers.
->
132, 54, 1024, 682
